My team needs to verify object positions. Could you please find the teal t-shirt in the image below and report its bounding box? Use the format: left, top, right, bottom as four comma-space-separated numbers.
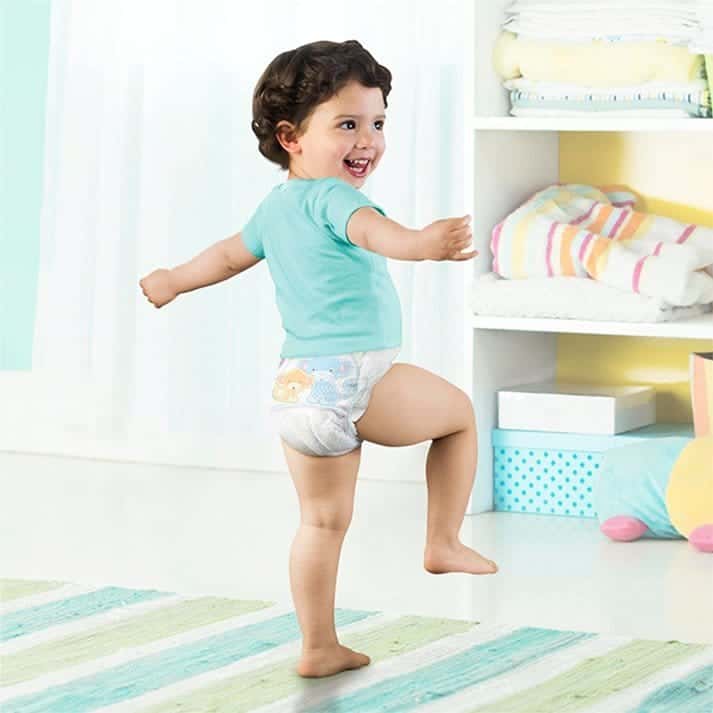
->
241, 177, 402, 358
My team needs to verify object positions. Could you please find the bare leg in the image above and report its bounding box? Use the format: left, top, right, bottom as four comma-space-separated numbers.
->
426, 416, 477, 545
423, 421, 497, 574
354, 363, 497, 575
281, 440, 371, 678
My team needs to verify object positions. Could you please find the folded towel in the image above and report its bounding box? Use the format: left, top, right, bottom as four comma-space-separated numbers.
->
493, 32, 706, 85
491, 184, 713, 306
690, 0, 713, 53
502, 19, 695, 46
510, 107, 695, 117
509, 95, 710, 117
503, 0, 699, 45
505, 78, 712, 117
507, 0, 698, 12
471, 272, 711, 322
505, 78, 708, 96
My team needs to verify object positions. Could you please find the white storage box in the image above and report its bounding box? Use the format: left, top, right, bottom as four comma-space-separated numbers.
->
497, 382, 656, 435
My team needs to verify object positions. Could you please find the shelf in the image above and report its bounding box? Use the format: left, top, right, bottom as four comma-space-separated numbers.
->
472, 313, 713, 340
473, 117, 713, 132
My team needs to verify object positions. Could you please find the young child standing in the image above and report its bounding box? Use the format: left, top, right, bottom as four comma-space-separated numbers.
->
140, 39, 498, 679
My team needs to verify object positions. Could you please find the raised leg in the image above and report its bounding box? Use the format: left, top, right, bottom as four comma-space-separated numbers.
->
281, 440, 371, 678
354, 363, 497, 575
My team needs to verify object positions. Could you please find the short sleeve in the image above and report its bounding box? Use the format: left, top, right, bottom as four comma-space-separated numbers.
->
311, 178, 386, 245
241, 204, 265, 259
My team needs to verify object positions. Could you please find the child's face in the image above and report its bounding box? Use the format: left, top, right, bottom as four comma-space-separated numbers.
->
283, 80, 386, 188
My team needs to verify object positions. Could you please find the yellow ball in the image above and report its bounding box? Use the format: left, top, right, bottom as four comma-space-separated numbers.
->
666, 436, 713, 537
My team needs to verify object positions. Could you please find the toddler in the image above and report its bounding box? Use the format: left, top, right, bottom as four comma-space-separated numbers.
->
140, 39, 498, 679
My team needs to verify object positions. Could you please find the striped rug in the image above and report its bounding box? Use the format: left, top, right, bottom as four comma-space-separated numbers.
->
1, 578, 711, 712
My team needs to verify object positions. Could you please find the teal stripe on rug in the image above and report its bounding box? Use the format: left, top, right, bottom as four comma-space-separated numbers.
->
2, 608, 376, 713
632, 663, 713, 713
0, 587, 170, 641
305, 626, 594, 713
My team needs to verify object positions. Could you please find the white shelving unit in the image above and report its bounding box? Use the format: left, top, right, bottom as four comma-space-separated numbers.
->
473, 117, 713, 132
464, 0, 713, 514
472, 314, 713, 340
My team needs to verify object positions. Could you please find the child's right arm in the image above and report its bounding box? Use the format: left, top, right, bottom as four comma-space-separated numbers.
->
139, 232, 261, 308
346, 208, 476, 262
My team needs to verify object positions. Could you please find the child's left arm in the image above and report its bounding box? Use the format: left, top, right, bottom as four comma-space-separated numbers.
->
140, 232, 261, 308
347, 208, 475, 262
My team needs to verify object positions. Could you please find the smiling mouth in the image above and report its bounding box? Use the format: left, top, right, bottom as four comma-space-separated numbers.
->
344, 158, 370, 178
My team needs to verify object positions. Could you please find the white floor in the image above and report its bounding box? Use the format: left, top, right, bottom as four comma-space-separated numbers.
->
2, 451, 712, 645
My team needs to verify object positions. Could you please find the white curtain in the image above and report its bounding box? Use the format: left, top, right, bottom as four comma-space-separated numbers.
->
29, 0, 471, 475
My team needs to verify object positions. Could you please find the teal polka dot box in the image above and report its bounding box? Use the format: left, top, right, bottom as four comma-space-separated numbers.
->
492, 424, 693, 518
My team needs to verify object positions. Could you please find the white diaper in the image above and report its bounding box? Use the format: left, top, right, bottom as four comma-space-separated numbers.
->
270, 346, 400, 457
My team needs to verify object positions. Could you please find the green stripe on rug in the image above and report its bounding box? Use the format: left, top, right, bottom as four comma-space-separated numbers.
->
1, 597, 273, 686
471, 639, 711, 713
0, 579, 66, 602
141, 615, 477, 713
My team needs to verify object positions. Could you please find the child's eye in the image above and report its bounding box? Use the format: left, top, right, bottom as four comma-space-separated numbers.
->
339, 120, 385, 130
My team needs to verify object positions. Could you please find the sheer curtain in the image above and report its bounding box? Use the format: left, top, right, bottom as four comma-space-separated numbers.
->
29, 0, 471, 477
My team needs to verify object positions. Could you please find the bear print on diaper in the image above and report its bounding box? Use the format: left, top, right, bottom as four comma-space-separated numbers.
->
295, 356, 359, 407
272, 368, 314, 404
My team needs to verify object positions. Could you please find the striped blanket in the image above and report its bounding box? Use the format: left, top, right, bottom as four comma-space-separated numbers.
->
491, 185, 713, 307
2, 578, 713, 712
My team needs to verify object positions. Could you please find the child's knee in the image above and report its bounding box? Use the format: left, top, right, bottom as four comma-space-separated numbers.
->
449, 388, 476, 432
461, 392, 476, 429
302, 505, 353, 533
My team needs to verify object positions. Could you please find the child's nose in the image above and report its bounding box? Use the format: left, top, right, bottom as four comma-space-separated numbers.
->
356, 130, 376, 148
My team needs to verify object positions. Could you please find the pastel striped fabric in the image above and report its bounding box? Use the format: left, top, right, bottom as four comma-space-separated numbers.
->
490, 184, 713, 307
506, 80, 712, 118
691, 352, 713, 437
1, 578, 712, 712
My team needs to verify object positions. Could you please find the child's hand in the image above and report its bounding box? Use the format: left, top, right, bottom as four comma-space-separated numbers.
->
418, 215, 477, 261
139, 269, 179, 308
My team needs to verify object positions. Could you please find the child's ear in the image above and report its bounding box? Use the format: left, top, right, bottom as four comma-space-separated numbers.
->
275, 121, 301, 155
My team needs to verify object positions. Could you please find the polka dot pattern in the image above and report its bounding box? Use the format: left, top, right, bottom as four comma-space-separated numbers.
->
493, 446, 599, 518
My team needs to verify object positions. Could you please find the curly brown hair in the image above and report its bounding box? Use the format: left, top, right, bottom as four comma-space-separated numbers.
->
251, 40, 392, 170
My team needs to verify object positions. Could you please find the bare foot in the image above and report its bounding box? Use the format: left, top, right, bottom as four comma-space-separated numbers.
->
296, 644, 371, 678
424, 541, 498, 575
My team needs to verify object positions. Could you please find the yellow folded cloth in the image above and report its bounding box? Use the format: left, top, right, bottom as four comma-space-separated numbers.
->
493, 31, 705, 85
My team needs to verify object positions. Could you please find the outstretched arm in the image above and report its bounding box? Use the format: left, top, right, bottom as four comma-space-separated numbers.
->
139, 232, 261, 308
171, 231, 261, 293
346, 208, 475, 262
